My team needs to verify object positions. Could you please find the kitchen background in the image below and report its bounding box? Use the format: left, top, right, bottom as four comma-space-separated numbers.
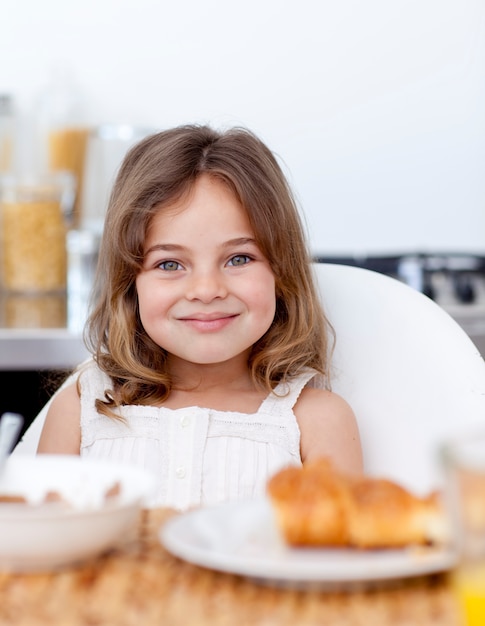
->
1, 0, 485, 427
3, 0, 485, 255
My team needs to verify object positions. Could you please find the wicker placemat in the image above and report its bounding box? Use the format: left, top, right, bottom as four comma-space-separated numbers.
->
0, 509, 462, 626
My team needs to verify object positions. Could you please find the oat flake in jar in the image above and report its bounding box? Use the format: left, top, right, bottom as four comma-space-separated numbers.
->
0, 172, 75, 293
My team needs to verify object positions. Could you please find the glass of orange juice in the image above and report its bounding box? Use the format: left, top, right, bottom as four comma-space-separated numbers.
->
442, 432, 485, 626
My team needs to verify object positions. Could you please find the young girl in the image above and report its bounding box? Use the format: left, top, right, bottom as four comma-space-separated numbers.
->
38, 124, 363, 509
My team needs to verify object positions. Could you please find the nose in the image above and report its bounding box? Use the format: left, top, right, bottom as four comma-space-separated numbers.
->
185, 268, 228, 303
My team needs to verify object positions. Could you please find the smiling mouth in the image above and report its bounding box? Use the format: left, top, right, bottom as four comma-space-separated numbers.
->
179, 311, 237, 321
178, 314, 238, 331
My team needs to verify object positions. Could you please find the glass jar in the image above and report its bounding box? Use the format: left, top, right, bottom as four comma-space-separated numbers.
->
0, 293, 67, 328
33, 68, 90, 227
0, 172, 75, 293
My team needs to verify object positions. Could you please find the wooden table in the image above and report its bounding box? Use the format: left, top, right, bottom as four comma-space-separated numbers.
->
0, 509, 463, 626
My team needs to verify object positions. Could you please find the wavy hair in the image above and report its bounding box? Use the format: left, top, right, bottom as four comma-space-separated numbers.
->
84, 124, 334, 415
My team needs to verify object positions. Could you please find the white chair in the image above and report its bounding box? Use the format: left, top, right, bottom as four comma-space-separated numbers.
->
14, 264, 485, 496
312, 263, 485, 494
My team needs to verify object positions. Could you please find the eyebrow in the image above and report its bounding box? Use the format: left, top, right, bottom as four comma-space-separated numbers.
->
144, 237, 257, 256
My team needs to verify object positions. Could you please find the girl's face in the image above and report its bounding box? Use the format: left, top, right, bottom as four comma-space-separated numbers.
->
136, 174, 276, 368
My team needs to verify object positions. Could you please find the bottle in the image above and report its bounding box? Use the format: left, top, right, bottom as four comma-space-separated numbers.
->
33, 67, 91, 227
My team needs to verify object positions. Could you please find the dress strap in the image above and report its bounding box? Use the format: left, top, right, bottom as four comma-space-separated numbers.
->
258, 368, 320, 414
79, 359, 112, 424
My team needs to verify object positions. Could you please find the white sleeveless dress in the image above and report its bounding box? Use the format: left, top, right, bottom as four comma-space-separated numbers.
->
79, 360, 320, 510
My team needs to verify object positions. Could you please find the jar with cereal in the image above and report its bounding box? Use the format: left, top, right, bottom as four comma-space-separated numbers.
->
0, 172, 75, 293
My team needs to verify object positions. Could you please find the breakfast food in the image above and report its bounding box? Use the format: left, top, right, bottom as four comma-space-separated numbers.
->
0, 481, 122, 509
267, 458, 449, 548
0, 494, 28, 504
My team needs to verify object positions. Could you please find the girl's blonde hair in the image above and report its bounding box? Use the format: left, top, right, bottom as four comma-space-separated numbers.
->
85, 124, 334, 413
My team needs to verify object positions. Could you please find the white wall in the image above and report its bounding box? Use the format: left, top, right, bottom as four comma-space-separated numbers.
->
2, 0, 484, 256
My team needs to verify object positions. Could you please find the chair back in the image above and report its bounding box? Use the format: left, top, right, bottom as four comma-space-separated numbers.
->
313, 263, 485, 493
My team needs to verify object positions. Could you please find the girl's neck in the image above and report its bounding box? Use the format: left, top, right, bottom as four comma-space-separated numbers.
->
163, 356, 265, 412
168, 354, 253, 392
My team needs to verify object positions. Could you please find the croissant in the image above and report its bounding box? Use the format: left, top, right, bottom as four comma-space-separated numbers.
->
266, 458, 448, 549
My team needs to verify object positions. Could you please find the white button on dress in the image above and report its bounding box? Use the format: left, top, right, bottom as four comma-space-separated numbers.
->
175, 466, 186, 479
180, 415, 190, 428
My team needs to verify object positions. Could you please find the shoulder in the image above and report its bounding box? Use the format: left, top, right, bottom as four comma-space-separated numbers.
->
295, 386, 355, 424
37, 381, 82, 454
294, 386, 363, 475
50, 380, 81, 405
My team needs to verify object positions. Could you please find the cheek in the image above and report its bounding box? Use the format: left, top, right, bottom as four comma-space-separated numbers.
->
253, 279, 277, 320
136, 276, 164, 321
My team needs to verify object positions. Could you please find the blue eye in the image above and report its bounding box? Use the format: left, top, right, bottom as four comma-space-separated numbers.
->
229, 255, 250, 267
159, 260, 181, 271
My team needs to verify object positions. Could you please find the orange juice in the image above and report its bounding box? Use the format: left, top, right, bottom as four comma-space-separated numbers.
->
453, 562, 485, 626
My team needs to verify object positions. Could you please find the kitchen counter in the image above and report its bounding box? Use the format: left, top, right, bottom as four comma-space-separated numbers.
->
0, 327, 88, 371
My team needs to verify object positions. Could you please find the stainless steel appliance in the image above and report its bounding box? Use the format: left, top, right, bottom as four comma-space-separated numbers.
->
315, 253, 485, 358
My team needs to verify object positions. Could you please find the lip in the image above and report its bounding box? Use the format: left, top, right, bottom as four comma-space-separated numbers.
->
179, 312, 235, 321
177, 313, 238, 332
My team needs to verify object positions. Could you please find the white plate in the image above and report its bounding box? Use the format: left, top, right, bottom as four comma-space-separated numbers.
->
160, 498, 457, 589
